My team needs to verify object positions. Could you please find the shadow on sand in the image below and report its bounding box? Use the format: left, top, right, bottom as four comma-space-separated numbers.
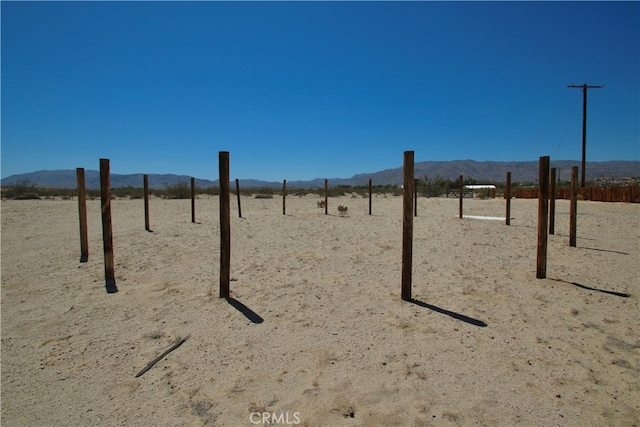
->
549, 278, 630, 298
581, 246, 629, 256
408, 298, 487, 327
226, 298, 264, 324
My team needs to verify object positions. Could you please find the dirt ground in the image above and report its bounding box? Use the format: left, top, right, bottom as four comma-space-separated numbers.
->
1, 194, 638, 426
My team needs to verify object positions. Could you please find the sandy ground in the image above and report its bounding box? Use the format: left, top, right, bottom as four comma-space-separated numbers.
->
1, 194, 638, 426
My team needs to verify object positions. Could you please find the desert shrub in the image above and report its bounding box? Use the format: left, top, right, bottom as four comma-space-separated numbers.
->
2, 181, 40, 199
317, 200, 325, 208
164, 182, 191, 199
337, 205, 348, 217
255, 194, 273, 199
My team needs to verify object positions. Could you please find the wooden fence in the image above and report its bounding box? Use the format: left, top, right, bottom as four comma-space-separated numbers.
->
510, 185, 639, 203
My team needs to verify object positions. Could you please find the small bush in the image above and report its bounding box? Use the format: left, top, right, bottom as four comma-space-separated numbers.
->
255, 194, 273, 199
317, 200, 326, 208
337, 205, 348, 217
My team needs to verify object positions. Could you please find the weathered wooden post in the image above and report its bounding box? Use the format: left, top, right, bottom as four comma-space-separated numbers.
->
459, 175, 464, 219
401, 151, 414, 301
282, 179, 287, 215
569, 166, 578, 247
99, 159, 117, 293
536, 156, 550, 279
220, 152, 231, 298
235, 178, 242, 218
368, 179, 372, 216
191, 177, 196, 223
144, 174, 150, 231
414, 178, 418, 217
76, 168, 89, 262
324, 179, 328, 215
549, 168, 557, 234
505, 171, 511, 226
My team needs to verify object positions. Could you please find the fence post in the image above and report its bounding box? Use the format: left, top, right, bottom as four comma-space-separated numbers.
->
235, 178, 242, 218
536, 156, 550, 279
76, 168, 89, 262
549, 168, 556, 234
414, 178, 418, 217
401, 151, 414, 301
100, 159, 117, 293
283, 180, 287, 215
191, 177, 196, 223
369, 179, 372, 216
569, 166, 578, 247
324, 179, 328, 215
505, 171, 511, 226
144, 174, 150, 231
459, 175, 464, 219
219, 152, 231, 298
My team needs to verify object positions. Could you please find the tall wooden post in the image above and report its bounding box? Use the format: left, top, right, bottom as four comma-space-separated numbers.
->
324, 179, 328, 215
458, 175, 464, 219
368, 179, 372, 216
100, 159, 117, 293
568, 84, 604, 188
235, 179, 242, 218
282, 180, 287, 215
76, 168, 89, 262
505, 172, 511, 226
569, 166, 578, 247
219, 152, 231, 298
414, 178, 418, 217
401, 151, 414, 301
549, 168, 557, 234
536, 156, 550, 279
143, 174, 150, 231
191, 177, 196, 223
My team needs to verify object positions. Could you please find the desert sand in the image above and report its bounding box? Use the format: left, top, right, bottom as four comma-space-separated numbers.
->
1, 194, 638, 426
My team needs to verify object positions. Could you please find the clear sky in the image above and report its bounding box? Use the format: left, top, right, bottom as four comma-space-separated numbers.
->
2, 1, 639, 181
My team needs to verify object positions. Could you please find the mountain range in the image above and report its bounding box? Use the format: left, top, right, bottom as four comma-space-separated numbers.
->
2, 160, 638, 190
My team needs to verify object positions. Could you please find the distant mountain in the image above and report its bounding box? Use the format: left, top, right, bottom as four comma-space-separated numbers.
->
0, 170, 217, 190
345, 160, 640, 186
2, 160, 638, 189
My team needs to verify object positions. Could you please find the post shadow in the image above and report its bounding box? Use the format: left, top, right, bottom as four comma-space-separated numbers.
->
581, 247, 629, 256
226, 298, 264, 324
548, 278, 630, 298
408, 298, 487, 327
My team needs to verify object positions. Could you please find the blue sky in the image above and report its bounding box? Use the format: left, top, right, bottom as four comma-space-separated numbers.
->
2, 1, 638, 181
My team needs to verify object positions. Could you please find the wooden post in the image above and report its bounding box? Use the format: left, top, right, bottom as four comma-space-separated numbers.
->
324, 179, 328, 215
414, 178, 418, 217
401, 151, 414, 301
235, 178, 242, 218
458, 175, 464, 219
219, 152, 231, 298
536, 156, 550, 279
549, 168, 556, 234
99, 159, 117, 293
191, 177, 196, 223
144, 174, 150, 231
569, 166, 578, 247
282, 179, 287, 215
505, 172, 511, 226
76, 168, 89, 262
368, 179, 372, 216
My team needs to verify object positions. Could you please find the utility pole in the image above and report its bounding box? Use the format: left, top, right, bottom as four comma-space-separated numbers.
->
568, 83, 604, 187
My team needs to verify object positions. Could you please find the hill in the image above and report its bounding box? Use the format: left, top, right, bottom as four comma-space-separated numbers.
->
2, 160, 638, 189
